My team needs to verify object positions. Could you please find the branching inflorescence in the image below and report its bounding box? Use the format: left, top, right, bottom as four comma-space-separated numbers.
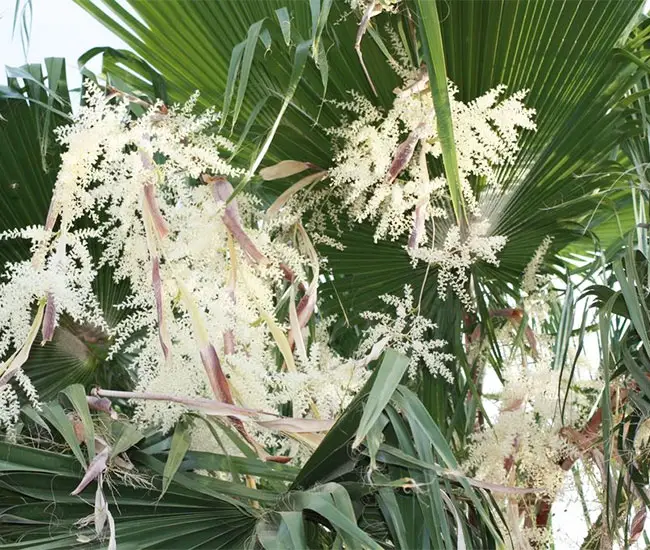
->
0, 84, 452, 456
266, 57, 535, 308
331, 75, 533, 300
269, 56, 536, 309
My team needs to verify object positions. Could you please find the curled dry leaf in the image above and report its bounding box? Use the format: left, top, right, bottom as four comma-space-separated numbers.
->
203, 175, 269, 265
257, 417, 334, 433
94, 480, 107, 535
289, 287, 308, 363
86, 395, 117, 420
41, 293, 56, 344
408, 201, 428, 250
71, 414, 86, 444
355, 1, 383, 96
151, 257, 171, 361
265, 455, 293, 464
94, 388, 335, 436
199, 343, 235, 405
93, 435, 132, 470
355, 336, 390, 370
631, 506, 647, 543
95, 388, 272, 419
259, 160, 312, 180
71, 447, 110, 496
0, 302, 45, 387
94, 482, 117, 550
394, 65, 430, 98
197, 341, 258, 455
44, 200, 59, 232
286, 224, 319, 350
266, 170, 328, 217
143, 184, 170, 240
386, 124, 425, 184
223, 328, 236, 356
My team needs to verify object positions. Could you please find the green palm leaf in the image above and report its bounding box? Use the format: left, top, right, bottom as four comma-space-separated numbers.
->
0, 443, 259, 549
1, 351, 500, 549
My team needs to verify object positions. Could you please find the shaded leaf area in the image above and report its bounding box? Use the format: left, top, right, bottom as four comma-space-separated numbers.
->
74, 0, 392, 167
1, 349, 501, 549
0, 444, 259, 550
1, 394, 310, 548
293, 356, 501, 550
0, 60, 69, 265
0, 63, 135, 397
1, 387, 263, 548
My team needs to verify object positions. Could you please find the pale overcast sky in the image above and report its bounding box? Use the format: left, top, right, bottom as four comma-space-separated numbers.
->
0, 0, 127, 90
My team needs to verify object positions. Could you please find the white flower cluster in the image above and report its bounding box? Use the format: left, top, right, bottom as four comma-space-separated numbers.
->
348, 0, 399, 12
360, 285, 454, 380
285, 318, 371, 420
463, 333, 575, 550
0, 84, 376, 442
464, 258, 601, 547
325, 68, 535, 307
328, 79, 535, 237
465, 357, 571, 495
521, 236, 554, 326
411, 221, 507, 310
0, 384, 19, 436
522, 236, 553, 296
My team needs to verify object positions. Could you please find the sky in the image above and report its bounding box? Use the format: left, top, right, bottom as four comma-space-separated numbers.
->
0, 0, 128, 90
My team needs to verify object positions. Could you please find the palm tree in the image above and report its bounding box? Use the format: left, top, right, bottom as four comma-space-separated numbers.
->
2, 1, 650, 548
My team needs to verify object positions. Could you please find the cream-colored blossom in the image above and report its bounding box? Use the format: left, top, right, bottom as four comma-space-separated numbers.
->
0, 384, 20, 433
327, 77, 535, 242
465, 288, 601, 548
522, 236, 553, 296
319, 66, 535, 307
411, 220, 507, 310
360, 285, 454, 380
465, 350, 574, 549
0, 84, 367, 442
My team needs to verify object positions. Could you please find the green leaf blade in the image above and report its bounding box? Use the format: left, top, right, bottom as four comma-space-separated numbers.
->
161, 420, 192, 499
352, 349, 409, 449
